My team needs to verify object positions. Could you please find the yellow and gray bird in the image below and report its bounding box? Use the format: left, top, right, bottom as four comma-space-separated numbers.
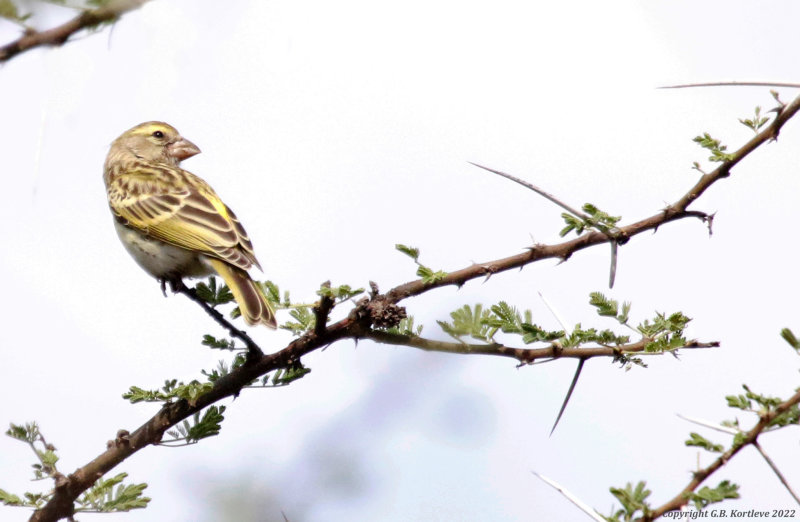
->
103, 121, 277, 328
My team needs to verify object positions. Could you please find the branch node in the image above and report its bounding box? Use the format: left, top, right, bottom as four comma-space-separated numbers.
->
313, 281, 334, 336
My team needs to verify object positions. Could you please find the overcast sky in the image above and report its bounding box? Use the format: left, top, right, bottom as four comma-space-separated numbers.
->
2, 1, 800, 521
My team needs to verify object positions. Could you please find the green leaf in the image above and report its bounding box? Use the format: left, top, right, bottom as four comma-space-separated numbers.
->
685, 432, 724, 453
187, 406, 226, 441
780, 328, 800, 351
281, 306, 315, 336
395, 244, 420, 261
166, 406, 226, 444
686, 480, 739, 509
6, 422, 38, 443
559, 205, 621, 237
559, 213, 584, 237
271, 363, 311, 386
0, 0, 30, 22
438, 304, 494, 342
317, 283, 364, 302
122, 386, 171, 404
607, 481, 652, 521
201, 334, 236, 350
172, 381, 213, 403
739, 106, 769, 133
195, 276, 234, 306
0, 489, 24, 506
693, 132, 734, 162
380, 316, 423, 336
725, 393, 752, 411
417, 265, 447, 284
77, 472, 150, 512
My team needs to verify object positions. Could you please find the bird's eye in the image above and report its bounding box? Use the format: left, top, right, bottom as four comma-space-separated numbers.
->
153, 130, 164, 139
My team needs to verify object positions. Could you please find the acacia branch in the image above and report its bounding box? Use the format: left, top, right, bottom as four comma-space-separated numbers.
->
29, 90, 800, 521
387, 92, 800, 304
645, 388, 800, 520
0, 0, 149, 63
170, 280, 262, 357
365, 330, 717, 363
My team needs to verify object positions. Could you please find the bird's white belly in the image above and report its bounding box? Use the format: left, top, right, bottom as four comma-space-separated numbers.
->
114, 220, 212, 279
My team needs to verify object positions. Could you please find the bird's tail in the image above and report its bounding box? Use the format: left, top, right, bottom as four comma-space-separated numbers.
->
208, 258, 277, 329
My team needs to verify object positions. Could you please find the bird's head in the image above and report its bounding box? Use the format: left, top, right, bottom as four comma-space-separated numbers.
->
108, 121, 201, 166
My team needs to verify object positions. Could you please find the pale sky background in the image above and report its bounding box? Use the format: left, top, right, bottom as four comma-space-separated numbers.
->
1, 1, 800, 521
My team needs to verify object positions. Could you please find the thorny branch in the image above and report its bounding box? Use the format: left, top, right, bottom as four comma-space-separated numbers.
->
0, 0, 149, 63
644, 388, 800, 521
28, 91, 800, 522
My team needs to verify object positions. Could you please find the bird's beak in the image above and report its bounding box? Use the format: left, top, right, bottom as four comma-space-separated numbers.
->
168, 137, 201, 161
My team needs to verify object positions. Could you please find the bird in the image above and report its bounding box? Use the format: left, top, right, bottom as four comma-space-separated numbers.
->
103, 121, 277, 328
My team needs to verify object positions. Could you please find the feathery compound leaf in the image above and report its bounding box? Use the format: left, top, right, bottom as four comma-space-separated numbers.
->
725, 393, 752, 411
380, 316, 423, 336
0, 0, 30, 22
122, 386, 169, 404
484, 301, 525, 333
687, 480, 739, 509
6, 422, 38, 442
559, 205, 621, 237
202, 360, 239, 383
22, 493, 46, 508
417, 265, 448, 284
590, 293, 632, 324
77, 473, 150, 513
195, 276, 234, 306
437, 304, 493, 342
693, 132, 734, 162
165, 406, 227, 444
187, 406, 226, 442
582, 203, 622, 230
317, 283, 365, 302
172, 381, 213, 403
768, 404, 800, 429
643, 334, 687, 353
520, 323, 564, 344
123, 379, 211, 404
201, 334, 236, 350
395, 243, 420, 261
780, 327, 800, 351
685, 432, 724, 453
739, 106, 770, 133
281, 306, 315, 336
559, 213, 584, 237
606, 481, 652, 521
590, 292, 618, 317
271, 363, 311, 386
0, 489, 24, 506
258, 280, 282, 306
395, 243, 448, 283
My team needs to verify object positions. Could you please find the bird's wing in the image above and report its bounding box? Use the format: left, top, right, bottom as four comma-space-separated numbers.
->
108, 165, 261, 272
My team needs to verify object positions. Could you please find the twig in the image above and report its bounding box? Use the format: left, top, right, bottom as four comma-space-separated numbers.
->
313, 281, 334, 336
387, 92, 800, 305
365, 330, 717, 363
0, 0, 149, 63
645, 388, 800, 520
677, 414, 800, 506
171, 280, 263, 359
752, 441, 800, 506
